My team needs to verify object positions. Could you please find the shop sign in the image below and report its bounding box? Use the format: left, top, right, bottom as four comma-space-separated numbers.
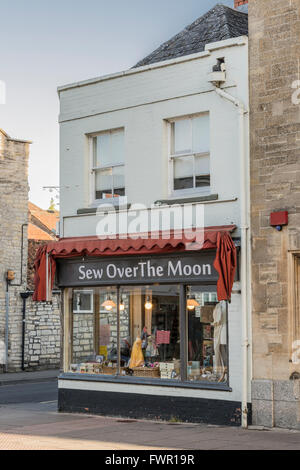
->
57, 252, 218, 286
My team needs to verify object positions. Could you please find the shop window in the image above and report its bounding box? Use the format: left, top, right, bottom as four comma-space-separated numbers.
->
71, 290, 95, 369
187, 286, 227, 383
67, 284, 227, 385
118, 285, 181, 380
290, 253, 300, 365
98, 288, 118, 374
169, 114, 210, 196
72, 290, 94, 313
91, 128, 125, 202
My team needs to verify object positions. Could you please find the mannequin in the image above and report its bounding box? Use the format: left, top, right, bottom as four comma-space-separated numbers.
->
129, 336, 144, 368
212, 301, 227, 381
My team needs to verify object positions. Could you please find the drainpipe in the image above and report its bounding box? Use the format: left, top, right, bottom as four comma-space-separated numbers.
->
213, 86, 250, 428
20, 291, 30, 371
5, 279, 9, 373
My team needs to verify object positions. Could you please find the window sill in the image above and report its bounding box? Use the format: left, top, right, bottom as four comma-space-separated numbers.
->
155, 194, 218, 206
59, 372, 232, 392
77, 203, 131, 215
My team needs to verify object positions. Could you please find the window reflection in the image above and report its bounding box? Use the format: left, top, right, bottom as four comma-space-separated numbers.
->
68, 285, 227, 384
187, 287, 227, 383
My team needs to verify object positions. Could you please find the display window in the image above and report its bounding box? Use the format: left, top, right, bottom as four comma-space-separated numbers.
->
67, 283, 228, 385
187, 286, 227, 383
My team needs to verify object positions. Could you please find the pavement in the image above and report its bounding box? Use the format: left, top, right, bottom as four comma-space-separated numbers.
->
0, 370, 299, 450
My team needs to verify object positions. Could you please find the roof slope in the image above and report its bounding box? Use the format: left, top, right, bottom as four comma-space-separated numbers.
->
28, 202, 59, 240
134, 4, 248, 68
28, 223, 54, 241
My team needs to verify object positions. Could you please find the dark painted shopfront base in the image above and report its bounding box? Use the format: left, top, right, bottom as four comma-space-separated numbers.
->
58, 388, 252, 427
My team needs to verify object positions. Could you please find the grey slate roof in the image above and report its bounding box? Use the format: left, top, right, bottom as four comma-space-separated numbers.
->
134, 4, 248, 68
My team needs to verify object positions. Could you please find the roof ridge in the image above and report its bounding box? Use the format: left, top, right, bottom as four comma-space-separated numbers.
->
134, 5, 225, 67
222, 4, 236, 38
134, 3, 248, 69
223, 3, 248, 37
217, 3, 248, 16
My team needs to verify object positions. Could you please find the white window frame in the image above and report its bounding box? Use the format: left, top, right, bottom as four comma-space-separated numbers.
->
168, 114, 210, 198
89, 128, 125, 205
73, 290, 94, 314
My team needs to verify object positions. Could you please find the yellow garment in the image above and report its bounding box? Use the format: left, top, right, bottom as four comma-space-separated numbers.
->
129, 337, 144, 368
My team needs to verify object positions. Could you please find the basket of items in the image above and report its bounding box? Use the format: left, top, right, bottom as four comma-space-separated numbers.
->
101, 365, 117, 375
132, 366, 160, 378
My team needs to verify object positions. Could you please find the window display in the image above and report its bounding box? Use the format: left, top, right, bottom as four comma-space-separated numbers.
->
71, 290, 95, 370
68, 283, 227, 385
187, 286, 227, 383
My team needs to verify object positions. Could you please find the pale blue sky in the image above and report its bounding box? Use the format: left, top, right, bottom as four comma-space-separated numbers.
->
0, 0, 233, 209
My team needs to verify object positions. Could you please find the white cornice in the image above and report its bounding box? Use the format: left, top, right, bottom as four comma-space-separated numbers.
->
57, 36, 248, 95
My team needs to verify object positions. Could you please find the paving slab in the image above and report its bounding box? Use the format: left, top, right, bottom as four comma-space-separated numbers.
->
0, 380, 300, 450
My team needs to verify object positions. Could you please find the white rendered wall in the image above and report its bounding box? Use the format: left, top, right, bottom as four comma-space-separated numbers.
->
59, 37, 249, 238
58, 37, 249, 403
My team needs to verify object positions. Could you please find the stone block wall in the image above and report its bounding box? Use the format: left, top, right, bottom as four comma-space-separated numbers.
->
0, 131, 29, 370
71, 296, 130, 365
23, 294, 61, 370
72, 313, 94, 363
0, 131, 61, 372
249, 0, 300, 428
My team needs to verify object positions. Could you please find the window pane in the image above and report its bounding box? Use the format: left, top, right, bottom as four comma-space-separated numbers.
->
95, 133, 110, 167
187, 287, 227, 384
71, 289, 95, 372
95, 168, 113, 200
192, 115, 210, 153
195, 155, 210, 175
73, 291, 93, 312
98, 288, 118, 375
196, 175, 210, 188
112, 165, 125, 196
120, 285, 181, 380
173, 119, 192, 154
110, 130, 124, 165
174, 155, 194, 190
195, 155, 210, 188
95, 130, 124, 167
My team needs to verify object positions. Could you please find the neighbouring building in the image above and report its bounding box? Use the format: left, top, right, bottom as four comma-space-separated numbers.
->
34, 3, 251, 426
25, 202, 61, 371
0, 127, 61, 372
28, 201, 59, 287
0, 129, 31, 371
249, 0, 300, 429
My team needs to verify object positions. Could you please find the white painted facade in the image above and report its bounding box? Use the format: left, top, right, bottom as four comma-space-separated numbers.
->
58, 36, 250, 404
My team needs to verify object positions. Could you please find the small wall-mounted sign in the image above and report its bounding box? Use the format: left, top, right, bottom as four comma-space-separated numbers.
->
270, 211, 288, 230
6, 270, 15, 281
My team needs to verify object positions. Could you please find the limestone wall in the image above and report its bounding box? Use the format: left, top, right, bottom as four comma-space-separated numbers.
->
0, 131, 29, 370
249, 0, 300, 429
24, 294, 61, 370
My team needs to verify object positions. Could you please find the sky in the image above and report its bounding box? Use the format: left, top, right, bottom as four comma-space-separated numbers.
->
0, 0, 233, 209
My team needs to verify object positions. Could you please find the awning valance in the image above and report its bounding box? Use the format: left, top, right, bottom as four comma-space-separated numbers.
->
33, 226, 237, 302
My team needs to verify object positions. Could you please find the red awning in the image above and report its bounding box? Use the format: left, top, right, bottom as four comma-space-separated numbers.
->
33, 226, 237, 302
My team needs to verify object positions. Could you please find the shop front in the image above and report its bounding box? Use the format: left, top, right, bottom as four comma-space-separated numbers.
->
33, 227, 244, 425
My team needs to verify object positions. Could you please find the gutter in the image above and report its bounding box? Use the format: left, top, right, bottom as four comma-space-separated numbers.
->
212, 86, 250, 429
57, 37, 248, 95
